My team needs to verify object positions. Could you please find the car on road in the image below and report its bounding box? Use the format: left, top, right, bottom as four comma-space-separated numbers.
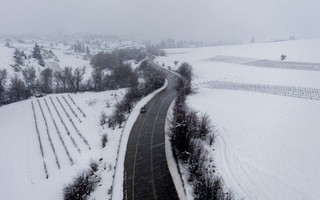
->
34, 92, 44, 98
140, 106, 146, 113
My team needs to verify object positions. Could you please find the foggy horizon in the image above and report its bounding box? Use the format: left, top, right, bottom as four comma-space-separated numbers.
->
1, 0, 320, 43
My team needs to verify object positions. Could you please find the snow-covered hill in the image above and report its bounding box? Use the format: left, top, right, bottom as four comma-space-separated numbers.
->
157, 39, 320, 200
0, 38, 144, 83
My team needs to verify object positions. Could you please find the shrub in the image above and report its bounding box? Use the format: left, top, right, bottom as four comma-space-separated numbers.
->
90, 160, 99, 172
63, 163, 100, 200
101, 134, 108, 148
177, 62, 193, 81
63, 170, 99, 200
100, 112, 107, 126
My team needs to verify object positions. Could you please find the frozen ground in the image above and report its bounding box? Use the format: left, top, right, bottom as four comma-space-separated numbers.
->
156, 39, 320, 200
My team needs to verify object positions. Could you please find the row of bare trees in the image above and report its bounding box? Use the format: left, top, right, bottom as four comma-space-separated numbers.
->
0, 66, 86, 105
207, 80, 320, 101
1, 48, 148, 106
170, 63, 233, 200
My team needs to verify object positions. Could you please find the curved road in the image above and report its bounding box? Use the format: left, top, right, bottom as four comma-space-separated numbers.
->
123, 57, 179, 200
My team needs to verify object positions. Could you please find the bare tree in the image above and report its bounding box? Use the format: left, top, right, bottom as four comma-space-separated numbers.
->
0, 69, 8, 101
53, 70, 67, 92
177, 62, 193, 81
9, 74, 26, 102
74, 66, 86, 92
22, 66, 37, 94
40, 68, 53, 93
63, 67, 76, 92
91, 67, 103, 91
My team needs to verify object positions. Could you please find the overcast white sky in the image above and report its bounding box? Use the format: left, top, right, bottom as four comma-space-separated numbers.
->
0, 0, 319, 42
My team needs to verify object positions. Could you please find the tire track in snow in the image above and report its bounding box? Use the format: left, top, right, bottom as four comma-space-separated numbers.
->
215, 127, 309, 200
216, 130, 257, 200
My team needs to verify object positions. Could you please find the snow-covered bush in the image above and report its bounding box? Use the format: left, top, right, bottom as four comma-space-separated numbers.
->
100, 111, 107, 126
89, 160, 99, 172
63, 169, 100, 200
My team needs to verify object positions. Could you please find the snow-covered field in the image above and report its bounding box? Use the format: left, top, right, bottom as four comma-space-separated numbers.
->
156, 39, 320, 200
0, 37, 150, 200
0, 90, 126, 200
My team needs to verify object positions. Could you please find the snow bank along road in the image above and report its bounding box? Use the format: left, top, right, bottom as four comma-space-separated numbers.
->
123, 57, 179, 200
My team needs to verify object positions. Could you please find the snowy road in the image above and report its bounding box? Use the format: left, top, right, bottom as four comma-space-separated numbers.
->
123, 57, 179, 200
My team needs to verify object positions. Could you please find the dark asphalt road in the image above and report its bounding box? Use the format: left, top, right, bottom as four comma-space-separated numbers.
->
123, 57, 179, 200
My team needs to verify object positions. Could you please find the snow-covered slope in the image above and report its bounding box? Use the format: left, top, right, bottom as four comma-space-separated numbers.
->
157, 39, 320, 200
0, 38, 144, 83
0, 90, 125, 200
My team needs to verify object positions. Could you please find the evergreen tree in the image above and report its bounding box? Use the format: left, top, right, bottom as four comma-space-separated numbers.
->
13, 49, 24, 66
86, 46, 90, 55
0, 69, 8, 102
32, 43, 41, 60
32, 43, 45, 67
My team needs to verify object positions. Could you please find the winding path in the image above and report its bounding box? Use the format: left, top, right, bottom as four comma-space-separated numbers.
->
123, 57, 179, 200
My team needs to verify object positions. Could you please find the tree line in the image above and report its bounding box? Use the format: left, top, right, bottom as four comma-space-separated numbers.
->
170, 62, 233, 200
0, 47, 148, 106
105, 60, 166, 129
90, 48, 147, 70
